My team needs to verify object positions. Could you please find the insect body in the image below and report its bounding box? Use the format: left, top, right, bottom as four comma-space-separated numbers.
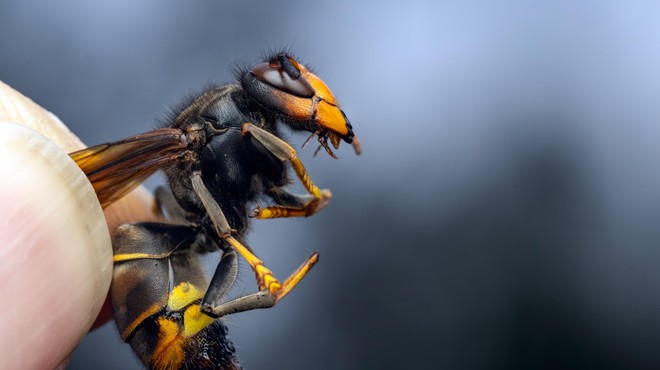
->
70, 52, 360, 369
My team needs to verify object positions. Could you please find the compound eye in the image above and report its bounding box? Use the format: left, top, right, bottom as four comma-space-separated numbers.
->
251, 56, 315, 98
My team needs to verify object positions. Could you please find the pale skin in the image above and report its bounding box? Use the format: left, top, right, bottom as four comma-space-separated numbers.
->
0, 82, 158, 369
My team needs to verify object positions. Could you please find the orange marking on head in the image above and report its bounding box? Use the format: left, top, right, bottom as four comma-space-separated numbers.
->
301, 67, 338, 106
272, 70, 348, 137
315, 100, 349, 137
299, 66, 351, 137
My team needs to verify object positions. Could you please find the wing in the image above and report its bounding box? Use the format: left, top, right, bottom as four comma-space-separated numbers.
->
70, 128, 188, 208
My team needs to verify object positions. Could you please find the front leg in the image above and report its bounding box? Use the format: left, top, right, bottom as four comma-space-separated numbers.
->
258, 186, 331, 218
242, 122, 332, 219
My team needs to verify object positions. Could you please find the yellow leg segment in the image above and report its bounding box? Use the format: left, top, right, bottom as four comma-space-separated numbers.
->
276, 251, 319, 300
225, 236, 318, 299
225, 237, 280, 293
291, 158, 322, 198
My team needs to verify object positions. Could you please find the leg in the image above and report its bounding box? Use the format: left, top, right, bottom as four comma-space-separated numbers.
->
256, 186, 330, 218
201, 253, 318, 318
200, 249, 238, 310
191, 172, 319, 304
242, 122, 332, 219
203, 291, 275, 318
201, 248, 276, 318
265, 187, 314, 208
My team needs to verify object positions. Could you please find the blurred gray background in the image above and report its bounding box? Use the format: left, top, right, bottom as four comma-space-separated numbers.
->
3, 1, 660, 369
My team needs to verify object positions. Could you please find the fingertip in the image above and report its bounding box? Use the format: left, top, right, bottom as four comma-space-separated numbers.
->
0, 123, 112, 369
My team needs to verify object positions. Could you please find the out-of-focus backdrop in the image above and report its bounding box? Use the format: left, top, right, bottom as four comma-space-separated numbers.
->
3, 1, 660, 369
